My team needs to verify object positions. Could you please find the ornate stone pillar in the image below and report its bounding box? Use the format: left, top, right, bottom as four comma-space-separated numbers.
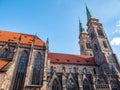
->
106, 74, 112, 90
92, 74, 96, 90
78, 74, 83, 90
62, 74, 67, 90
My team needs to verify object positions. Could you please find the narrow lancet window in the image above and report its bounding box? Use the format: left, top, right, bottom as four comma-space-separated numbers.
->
32, 52, 42, 85
0, 48, 9, 58
13, 50, 29, 90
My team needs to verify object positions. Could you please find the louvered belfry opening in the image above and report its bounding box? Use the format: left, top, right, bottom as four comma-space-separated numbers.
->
32, 52, 42, 85
12, 50, 29, 90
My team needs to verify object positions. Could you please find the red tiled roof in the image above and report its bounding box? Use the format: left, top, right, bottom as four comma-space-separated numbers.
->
48, 52, 96, 65
0, 59, 9, 70
0, 30, 45, 46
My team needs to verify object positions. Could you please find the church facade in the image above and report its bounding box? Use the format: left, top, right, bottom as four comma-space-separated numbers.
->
0, 6, 120, 90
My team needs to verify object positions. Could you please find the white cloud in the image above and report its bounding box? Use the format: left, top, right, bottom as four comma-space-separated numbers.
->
112, 20, 120, 34
110, 37, 120, 46
112, 29, 120, 34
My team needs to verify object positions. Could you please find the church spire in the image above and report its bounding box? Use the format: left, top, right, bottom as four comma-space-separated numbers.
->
79, 19, 85, 34
86, 4, 94, 21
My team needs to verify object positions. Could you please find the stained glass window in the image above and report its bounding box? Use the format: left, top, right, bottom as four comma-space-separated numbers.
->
32, 52, 42, 85
13, 50, 29, 90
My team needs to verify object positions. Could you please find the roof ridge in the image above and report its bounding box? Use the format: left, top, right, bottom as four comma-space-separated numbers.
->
49, 52, 94, 57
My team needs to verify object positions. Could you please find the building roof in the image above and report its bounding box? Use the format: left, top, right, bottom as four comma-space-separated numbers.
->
0, 59, 9, 71
48, 52, 96, 65
0, 30, 45, 46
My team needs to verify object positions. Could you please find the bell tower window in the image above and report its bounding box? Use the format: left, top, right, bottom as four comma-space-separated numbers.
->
90, 31, 95, 40
86, 43, 91, 49
103, 41, 108, 48
97, 29, 104, 37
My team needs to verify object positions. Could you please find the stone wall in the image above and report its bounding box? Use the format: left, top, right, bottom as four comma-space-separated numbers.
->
0, 73, 5, 89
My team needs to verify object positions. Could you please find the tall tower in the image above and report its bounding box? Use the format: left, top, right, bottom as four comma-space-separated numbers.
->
86, 5, 120, 73
79, 20, 93, 56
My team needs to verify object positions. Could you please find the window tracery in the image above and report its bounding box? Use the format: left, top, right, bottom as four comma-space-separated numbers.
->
13, 50, 29, 90
32, 52, 43, 85
67, 79, 78, 90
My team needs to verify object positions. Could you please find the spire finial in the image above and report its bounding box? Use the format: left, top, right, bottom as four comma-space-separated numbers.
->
85, 3, 94, 21
79, 18, 85, 34
46, 37, 49, 51
46, 37, 49, 44
17, 34, 22, 46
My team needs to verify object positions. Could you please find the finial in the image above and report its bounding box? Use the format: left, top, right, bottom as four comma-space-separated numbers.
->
79, 18, 85, 34
85, 3, 94, 21
46, 38, 49, 44
46, 38, 49, 51
18, 34, 22, 42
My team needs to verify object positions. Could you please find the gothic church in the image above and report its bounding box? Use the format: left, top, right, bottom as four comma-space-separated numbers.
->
0, 5, 120, 90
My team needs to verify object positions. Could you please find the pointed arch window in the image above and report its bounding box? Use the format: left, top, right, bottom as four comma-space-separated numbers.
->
0, 48, 9, 58
97, 29, 104, 37
13, 50, 29, 90
52, 79, 61, 90
86, 43, 91, 49
83, 68, 87, 74
73, 67, 77, 73
67, 79, 78, 90
62, 66, 66, 73
32, 52, 43, 85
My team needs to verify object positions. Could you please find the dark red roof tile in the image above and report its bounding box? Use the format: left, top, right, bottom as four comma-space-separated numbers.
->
0, 30, 45, 46
48, 52, 96, 65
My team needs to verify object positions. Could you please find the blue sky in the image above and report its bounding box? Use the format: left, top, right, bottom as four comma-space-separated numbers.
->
0, 0, 120, 60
